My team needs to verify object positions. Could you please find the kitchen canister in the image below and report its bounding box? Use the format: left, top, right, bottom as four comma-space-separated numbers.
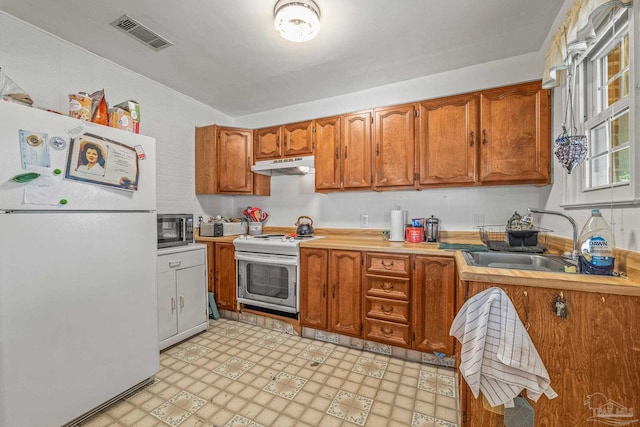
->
405, 227, 424, 243
389, 206, 406, 242
248, 222, 263, 235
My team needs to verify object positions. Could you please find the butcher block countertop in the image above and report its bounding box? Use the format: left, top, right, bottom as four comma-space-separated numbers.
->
196, 227, 640, 296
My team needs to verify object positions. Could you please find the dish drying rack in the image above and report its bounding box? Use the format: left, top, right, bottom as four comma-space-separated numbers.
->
478, 225, 552, 253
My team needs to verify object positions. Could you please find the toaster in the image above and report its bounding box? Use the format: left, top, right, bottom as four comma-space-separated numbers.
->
199, 222, 247, 237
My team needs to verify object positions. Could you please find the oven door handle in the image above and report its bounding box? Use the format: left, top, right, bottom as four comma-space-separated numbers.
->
234, 252, 299, 266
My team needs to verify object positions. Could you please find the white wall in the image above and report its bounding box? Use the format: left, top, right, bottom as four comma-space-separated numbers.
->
0, 11, 233, 216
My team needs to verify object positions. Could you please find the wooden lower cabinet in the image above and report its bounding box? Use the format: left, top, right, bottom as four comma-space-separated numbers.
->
197, 241, 237, 312
214, 242, 237, 311
364, 252, 411, 347
299, 248, 329, 329
301, 249, 458, 352
412, 256, 456, 354
459, 281, 640, 426
300, 249, 363, 337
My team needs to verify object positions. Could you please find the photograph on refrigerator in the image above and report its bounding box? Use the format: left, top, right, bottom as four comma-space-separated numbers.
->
64, 133, 140, 191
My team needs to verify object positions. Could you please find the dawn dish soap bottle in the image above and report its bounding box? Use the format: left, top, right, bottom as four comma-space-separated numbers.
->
578, 209, 615, 275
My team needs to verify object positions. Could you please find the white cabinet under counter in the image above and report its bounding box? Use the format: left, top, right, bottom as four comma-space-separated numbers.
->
157, 243, 208, 350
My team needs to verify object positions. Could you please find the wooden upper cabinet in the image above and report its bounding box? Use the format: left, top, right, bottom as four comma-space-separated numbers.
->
196, 125, 269, 195
341, 111, 372, 190
282, 120, 314, 157
254, 126, 281, 160
479, 81, 551, 184
254, 120, 314, 160
195, 125, 218, 194
314, 116, 342, 191
416, 94, 478, 186
373, 104, 416, 190
217, 127, 253, 194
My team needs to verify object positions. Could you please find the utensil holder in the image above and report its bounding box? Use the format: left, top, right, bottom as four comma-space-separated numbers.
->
248, 222, 262, 235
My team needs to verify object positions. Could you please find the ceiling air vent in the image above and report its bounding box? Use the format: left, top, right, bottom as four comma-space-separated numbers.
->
110, 15, 172, 51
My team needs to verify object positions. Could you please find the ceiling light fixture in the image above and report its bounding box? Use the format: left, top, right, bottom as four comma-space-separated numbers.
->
274, 0, 321, 43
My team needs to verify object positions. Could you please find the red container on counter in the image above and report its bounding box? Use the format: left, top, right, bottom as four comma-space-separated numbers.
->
405, 227, 424, 242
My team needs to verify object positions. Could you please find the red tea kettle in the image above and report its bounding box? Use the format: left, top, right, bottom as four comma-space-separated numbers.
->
295, 216, 314, 236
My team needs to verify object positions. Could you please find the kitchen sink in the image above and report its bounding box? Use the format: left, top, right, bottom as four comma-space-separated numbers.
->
462, 251, 577, 273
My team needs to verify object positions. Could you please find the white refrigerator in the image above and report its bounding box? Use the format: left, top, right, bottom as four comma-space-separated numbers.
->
0, 101, 159, 426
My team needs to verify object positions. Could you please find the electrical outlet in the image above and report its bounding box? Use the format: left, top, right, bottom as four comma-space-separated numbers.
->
360, 214, 369, 228
472, 213, 485, 227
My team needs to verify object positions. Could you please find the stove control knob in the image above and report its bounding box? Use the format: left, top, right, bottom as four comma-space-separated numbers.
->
280, 236, 287, 242
288, 237, 295, 242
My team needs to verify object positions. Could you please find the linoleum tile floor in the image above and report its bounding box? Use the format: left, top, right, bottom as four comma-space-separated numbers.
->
80, 318, 460, 427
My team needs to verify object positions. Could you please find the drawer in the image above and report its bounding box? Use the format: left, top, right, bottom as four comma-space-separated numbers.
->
364, 318, 410, 348
365, 296, 409, 323
366, 253, 410, 277
157, 247, 205, 273
366, 275, 409, 300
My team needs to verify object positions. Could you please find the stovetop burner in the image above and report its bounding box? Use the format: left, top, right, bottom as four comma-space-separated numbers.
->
233, 234, 324, 256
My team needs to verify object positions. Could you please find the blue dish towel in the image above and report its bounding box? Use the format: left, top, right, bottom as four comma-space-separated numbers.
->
208, 292, 220, 320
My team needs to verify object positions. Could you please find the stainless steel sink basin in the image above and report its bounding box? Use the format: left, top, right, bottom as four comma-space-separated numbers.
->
463, 251, 577, 272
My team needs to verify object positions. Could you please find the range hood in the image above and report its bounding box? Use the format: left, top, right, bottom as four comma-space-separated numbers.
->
252, 156, 315, 176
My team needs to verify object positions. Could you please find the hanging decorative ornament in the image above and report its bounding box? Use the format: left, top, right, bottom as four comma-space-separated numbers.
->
554, 126, 588, 174
554, 57, 588, 174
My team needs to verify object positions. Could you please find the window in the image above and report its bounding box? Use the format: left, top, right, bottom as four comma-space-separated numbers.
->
563, 7, 637, 207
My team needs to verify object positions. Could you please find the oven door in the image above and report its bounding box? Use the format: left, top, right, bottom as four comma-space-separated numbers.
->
236, 251, 298, 313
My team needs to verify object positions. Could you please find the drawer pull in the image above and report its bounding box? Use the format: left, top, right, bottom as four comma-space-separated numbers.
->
380, 282, 394, 291
169, 261, 182, 268
381, 260, 394, 269
381, 305, 394, 314
381, 326, 393, 336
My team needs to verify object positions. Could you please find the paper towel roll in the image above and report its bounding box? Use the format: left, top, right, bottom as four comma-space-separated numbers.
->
389, 209, 405, 241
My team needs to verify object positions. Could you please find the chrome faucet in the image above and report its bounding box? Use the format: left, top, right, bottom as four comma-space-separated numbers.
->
525, 208, 578, 260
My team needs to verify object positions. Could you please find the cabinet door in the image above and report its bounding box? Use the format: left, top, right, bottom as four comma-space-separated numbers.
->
329, 250, 362, 337
479, 81, 551, 184
314, 116, 342, 191
195, 125, 218, 194
461, 282, 640, 427
282, 120, 314, 157
201, 241, 215, 293
254, 126, 281, 160
373, 104, 416, 190
176, 264, 207, 333
217, 127, 253, 193
416, 94, 478, 186
214, 243, 237, 311
157, 270, 178, 342
412, 256, 455, 354
341, 112, 372, 189
299, 248, 329, 329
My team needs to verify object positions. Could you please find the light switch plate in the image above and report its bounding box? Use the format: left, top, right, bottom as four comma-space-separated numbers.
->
360, 214, 369, 227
